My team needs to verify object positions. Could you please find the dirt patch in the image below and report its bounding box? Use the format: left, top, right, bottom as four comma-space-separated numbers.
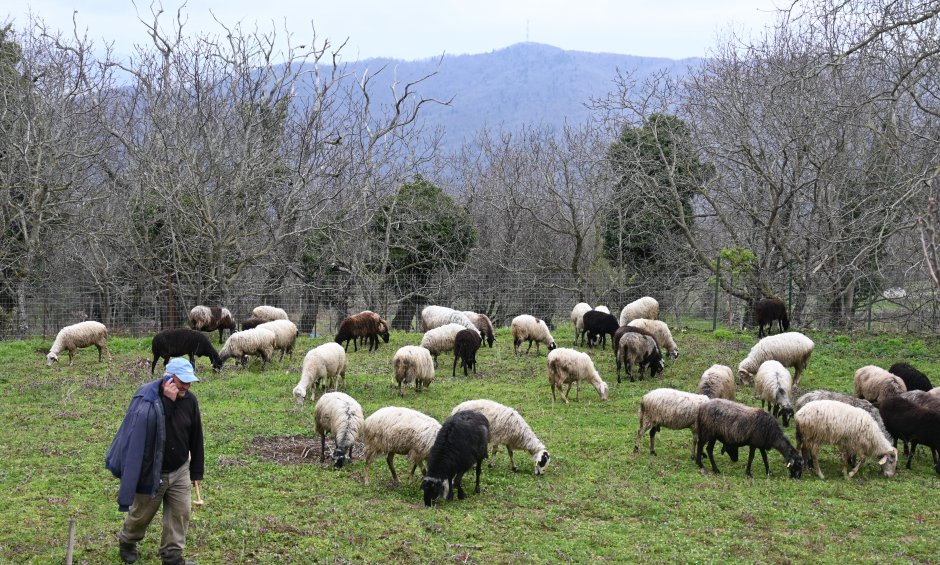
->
247, 435, 364, 466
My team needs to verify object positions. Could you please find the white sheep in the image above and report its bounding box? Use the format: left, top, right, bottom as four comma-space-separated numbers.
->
361, 406, 441, 484
634, 388, 710, 458
314, 392, 364, 468
754, 360, 795, 426
794, 399, 898, 479
451, 399, 551, 475
393, 345, 435, 395
419, 323, 466, 365
570, 302, 592, 346
462, 311, 496, 347
619, 296, 660, 326
46, 320, 111, 366
546, 347, 609, 404
696, 364, 736, 400
511, 314, 557, 355
737, 332, 814, 386
853, 365, 907, 404
626, 318, 679, 360
251, 305, 289, 322
257, 319, 299, 362
219, 327, 277, 370
795, 390, 892, 444
293, 342, 348, 405
420, 305, 476, 332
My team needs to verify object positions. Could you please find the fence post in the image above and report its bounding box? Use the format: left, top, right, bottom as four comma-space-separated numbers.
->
712, 255, 721, 331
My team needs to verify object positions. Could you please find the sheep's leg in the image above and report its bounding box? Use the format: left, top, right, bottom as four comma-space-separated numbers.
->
525, 339, 534, 354
386, 453, 399, 483
633, 423, 647, 454
151, 356, 159, 374
474, 459, 483, 493
616, 357, 622, 383
760, 448, 770, 476
320, 432, 326, 463
847, 454, 866, 478
706, 439, 720, 474
694, 435, 706, 469
551, 385, 557, 405
452, 355, 459, 378
650, 426, 659, 456
488, 444, 499, 468
218, 328, 224, 344
690, 432, 697, 461
745, 446, 756, 477
507, 447, 518, 472
67, 350, 75, 366
455, 472, 467, 499
561, 384, 571, 405
812, 445, 825, 479
907, 442, 918, 470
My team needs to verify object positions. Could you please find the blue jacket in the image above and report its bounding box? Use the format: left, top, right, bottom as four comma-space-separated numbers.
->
105, 379, 166, 512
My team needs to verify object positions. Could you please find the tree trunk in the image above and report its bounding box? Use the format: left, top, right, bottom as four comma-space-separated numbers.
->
392, 297, 420, 331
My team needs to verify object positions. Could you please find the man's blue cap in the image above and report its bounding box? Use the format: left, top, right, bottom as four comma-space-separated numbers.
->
164, 358, 199, 383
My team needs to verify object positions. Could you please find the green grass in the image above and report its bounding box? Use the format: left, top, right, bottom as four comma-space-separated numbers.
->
2, 327, 940, 563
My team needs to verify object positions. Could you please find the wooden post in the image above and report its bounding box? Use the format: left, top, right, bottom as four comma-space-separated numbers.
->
65, 518, 76, 565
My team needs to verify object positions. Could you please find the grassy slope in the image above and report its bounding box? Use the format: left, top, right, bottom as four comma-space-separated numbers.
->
0, 327, 938, 563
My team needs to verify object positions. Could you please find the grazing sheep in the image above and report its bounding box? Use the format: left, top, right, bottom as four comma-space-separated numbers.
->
463, 311, 496, 348
888, 362, 933, 392
46, 321, 111, 366
420, 323, 466, 365
696, 365, 736, 400
251, 305, 289, 322
627, 318, 679, 360
219, 327, 277, 370
362, 406, 441, 485
695, 399, 803, 478
257, 319, 299, 362
616, 332, 664, 383
452, 328, 483, 377
422, 410, 490, 506
634, 388, 711, 458
795, 399, 898, 479
293, 342, 348, 405
510, 315, 557, 355
795, 390, 892, 444
854, 365, 906, 405
582, 310, 619, 348
880, 394, 940, 474
752, 298, 789, 338
737, 332, 814, 386
393, 345, 435, 395
619, 296, 660, 327
452, 399, 551, 475
240, 317, 266, 331
570, 302, 592, 346
611, 325, 657, 355
420, 305, 476, 332
188, 306, 238, 344
314, 392, 364, 468
754, 360, 795, 427
546, 348, 609, 404
899, 391, 940, 460
335, 311, 390, 352
150, 328, 222, 374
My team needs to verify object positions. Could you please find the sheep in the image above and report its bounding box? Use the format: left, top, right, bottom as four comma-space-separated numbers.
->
795, 399, 898, 479
753, 360, 795, 426
570, 302, 592, 346
888, 362, 933, 392
240, 317, 266, 331
611, 324, 657, 355
393, 345, 435, 395
510, 314, 557, 355
627, 318, 679, 360
257, 319, 299, 362
362, 406, 441, 485
619, 296, 660, 327
150, 328, 222, 374
219, 327, 277, 370
898, 391, 940, 461
696, 364, 736, 401
582, 310, 619, 348
853, 365, 907, 405
188, 305, 238, 344
452, 328, 483, 377
46, 321, 111, 366
335, 311, 390, 352
420, 323, 467, 365
452, 399, 551, 475
616, 332, 664, 383
880, 394, 940, 474
695, 398, 803, 478
795, 390, 892, 444
634, 388, 711, 458
251, 305, 289, 322
293, 342, 348, 405
462, 311, 496, 347
314, 392, 364, 468
546, 348, 609, 404
737, 332, 813, 386
422, 410, 490, 506
752, 298, 789, 338
420, 305, 476, 332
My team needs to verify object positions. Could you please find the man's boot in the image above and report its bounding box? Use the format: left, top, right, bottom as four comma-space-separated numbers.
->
161, 552, 198, 565
118, 542, 139, 564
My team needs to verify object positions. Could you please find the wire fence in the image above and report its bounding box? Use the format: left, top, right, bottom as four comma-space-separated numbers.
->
2, 269, 939, 340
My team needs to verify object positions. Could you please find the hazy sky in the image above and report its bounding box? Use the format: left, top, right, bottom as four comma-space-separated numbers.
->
13, 0, 783, 61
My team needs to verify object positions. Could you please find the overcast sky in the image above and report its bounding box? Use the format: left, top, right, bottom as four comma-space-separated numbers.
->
12, 0, 784, 61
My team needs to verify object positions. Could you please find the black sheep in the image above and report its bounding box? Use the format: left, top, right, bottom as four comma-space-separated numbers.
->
753, 298, 790, 338
880, 394, 940, 474
240, 317, 266, 331
452, 328, 483, 377
334, 311, 390, 352
151, 328, 223, 374
889, 362, 933, 392
582, 310, 619, 349
422, 410, 490, 506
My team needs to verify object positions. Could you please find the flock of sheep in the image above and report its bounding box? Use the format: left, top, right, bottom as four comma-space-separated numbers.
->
41, 296, 940, 506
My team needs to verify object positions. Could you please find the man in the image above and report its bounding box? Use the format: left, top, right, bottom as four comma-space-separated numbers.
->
105, 357, 204, 565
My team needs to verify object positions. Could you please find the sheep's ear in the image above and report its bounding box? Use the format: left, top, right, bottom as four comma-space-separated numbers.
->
878, 454, 888, 465
786, 460, 792, 468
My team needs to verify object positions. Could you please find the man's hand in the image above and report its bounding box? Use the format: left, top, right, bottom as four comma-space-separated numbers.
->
162, 377, 179, 401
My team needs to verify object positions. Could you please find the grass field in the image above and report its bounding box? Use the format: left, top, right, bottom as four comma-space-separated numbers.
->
1, 326, 939, 563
